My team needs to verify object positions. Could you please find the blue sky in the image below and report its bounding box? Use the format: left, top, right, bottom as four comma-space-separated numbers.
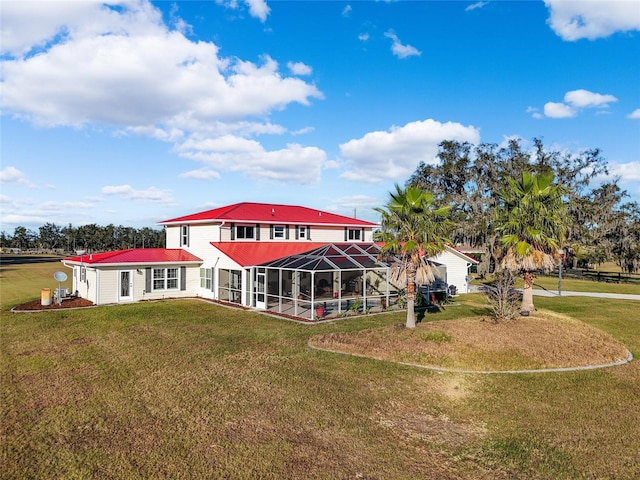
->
1, 0, 639, 232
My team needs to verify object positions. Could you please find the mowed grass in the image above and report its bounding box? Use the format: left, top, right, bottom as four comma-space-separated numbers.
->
530, 274, 640, 295
2, 260, 640, 479
0, 256, 72, 307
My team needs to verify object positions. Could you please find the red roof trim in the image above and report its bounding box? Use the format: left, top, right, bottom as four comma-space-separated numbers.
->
159, 202, 377, 227
443, 245, 479, 263
62, 248, 202, 265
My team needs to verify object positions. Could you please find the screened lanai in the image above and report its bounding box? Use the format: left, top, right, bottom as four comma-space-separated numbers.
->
253, 242, 403, 320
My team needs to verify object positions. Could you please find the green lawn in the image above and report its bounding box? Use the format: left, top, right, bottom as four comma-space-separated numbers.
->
2, 260, 639, 479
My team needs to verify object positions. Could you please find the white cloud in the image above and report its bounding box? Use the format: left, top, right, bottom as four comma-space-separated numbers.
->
245, 0, 270, 22
0, 0, 325, 191
0, 198, 98, 230
384, 30, 421, 59
0, 1, 321, 129
339, 119, 480, 182
342, 5, 352, 17
102, 184, 174, 203
327, 194, 382, 212
610, 162, 640, 182
543, 102, 577, 118
0, 166, 35, 186
526, 106, 544, 120
214, 0, 270, 22
564, 89, 617, 108
465, 2, 488, 12
176, 134, 327, 184
358, 33, 370, 42
537, 89, 618, 119
178, 169, 221, 180
628, 109, 640, 119
291, 126, 314, 135
544, 0, 640, 40
287, 61, 312, 76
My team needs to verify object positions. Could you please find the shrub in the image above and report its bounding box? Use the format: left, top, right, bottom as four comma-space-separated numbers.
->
482, 270, 521, 322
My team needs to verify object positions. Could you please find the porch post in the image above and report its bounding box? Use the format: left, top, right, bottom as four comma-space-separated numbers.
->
294, 269, 300, 316
362, 268, 367, 310
310, 271, 315, 320
278, 268, 283, 313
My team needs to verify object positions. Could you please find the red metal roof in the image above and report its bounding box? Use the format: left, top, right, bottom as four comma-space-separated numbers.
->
63, 248, 202, 265
211, 242, 329, 267
159, 202, 377, 227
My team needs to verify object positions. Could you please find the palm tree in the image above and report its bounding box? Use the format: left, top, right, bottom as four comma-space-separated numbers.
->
495, 171, 568, 313
375, 185, 453, 328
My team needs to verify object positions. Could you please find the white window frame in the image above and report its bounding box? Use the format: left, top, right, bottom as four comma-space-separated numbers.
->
153, 267, 179, 291
236, 225, 255, 240
348, 229, 361, 241
298, 226, 307, 239
180, 225, 189, 246
274, 225, 285, 239
200, 267, 212, 289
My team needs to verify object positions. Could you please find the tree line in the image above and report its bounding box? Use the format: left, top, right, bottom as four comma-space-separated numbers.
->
407, 138, 640, 274
0, 223, 165, 254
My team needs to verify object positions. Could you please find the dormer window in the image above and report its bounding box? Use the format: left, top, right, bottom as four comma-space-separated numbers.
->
274, 226, 285, 239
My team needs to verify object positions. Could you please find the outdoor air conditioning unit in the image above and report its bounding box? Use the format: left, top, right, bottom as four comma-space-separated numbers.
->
55, 288, 70, 299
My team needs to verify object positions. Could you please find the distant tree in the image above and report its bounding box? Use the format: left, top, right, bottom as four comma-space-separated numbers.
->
609, 202, 640, 273
12, 226, 31, 250
38, 223, 63, 250
375, 185, 453, 329
495, 171, 568, 313
407, 138, 623, 272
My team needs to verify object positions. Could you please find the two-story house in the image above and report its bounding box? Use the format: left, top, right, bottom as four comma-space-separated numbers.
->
62, 202, 476, 320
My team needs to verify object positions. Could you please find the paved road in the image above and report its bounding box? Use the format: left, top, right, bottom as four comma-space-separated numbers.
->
530, 289, 640, 301
0, 255, 63, 265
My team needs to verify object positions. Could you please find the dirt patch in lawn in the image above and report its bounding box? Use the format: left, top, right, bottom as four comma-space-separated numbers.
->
309, 310, 631, 372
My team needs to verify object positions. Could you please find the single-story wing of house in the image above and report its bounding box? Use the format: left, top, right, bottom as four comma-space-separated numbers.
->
62, 249, 202, 305
61, 202, 477, 320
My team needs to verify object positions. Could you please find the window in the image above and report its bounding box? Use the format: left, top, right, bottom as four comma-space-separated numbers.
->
218, 269, 242, 304
348, 229, 361, 241
180, 225, 189, 246
200, 268, 212, 289
298, 226, 306, 239
153, 267, 179, 290
236, 225, 255, 239
274, 226, 285, 238
79, 266, 86, 282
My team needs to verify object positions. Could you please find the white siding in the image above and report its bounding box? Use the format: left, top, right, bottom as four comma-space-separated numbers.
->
166, 223, 220, 258
192, 223, 374, 245
429, 249, 474, 294
165, 226, 181, 248
78, 264, 200, 305
98, 269, 119, 304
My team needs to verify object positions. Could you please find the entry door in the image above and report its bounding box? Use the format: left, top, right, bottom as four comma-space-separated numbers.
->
255, 268, 266, 309
119, 270, 134, 302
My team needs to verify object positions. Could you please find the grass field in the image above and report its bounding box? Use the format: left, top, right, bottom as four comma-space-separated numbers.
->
474, 272, 640, 295
2, 259, 639, 479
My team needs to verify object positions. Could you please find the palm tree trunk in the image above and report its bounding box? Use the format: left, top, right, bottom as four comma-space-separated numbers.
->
406, 266, 417, 329
521, 271, 535, 313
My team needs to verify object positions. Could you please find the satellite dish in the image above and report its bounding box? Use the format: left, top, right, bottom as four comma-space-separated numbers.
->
54, 271, 68, 282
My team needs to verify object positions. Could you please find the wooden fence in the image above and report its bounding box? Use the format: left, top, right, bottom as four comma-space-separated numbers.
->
549, 268, 640, 284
